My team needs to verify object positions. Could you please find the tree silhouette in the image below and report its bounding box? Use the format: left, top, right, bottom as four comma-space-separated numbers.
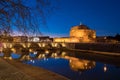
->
115, 33, 120, 41
0, 0, 55, 36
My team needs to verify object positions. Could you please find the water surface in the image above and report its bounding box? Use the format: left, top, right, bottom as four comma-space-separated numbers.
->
1, 50, 120, 80
23, 51, 120, 80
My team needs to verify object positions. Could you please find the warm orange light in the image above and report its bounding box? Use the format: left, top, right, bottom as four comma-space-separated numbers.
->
11, 48, 16, 53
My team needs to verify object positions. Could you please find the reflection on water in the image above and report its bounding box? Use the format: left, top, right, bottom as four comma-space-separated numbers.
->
0, 49, 120, 80
103, 64, 107, 72
65, 56, 96, 71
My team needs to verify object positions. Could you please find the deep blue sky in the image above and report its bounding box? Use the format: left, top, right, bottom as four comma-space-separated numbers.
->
40, 0, 120, 37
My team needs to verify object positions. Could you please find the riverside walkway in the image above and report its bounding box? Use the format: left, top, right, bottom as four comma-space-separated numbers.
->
0, 58, 69, 80
0, 58, 35, 80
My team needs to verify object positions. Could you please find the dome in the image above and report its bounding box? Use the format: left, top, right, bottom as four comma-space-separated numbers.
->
71, 24, 90, 30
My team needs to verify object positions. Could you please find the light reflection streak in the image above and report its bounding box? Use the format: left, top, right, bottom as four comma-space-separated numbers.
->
104, 64, 107, 72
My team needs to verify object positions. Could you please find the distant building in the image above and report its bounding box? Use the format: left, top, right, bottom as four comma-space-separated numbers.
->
0, 30, 13, 42
54, 37, 80, 43
54, 24, 96, 43
0, 36, 13, 42
28, 36, 53, 42
13, 36, 27, 42
96, 36, 118, 43
13, 36, 53, 42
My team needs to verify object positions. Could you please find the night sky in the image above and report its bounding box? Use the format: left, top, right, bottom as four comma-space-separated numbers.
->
40, 0, 120, 37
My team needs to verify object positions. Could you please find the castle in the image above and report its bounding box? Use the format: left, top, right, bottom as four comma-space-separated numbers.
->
54, 24, 96, 43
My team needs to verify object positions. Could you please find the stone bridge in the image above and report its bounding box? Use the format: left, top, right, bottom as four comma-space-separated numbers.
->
1, 42, 119, 59
0, 42, 70, 60
0, 42, 67, 49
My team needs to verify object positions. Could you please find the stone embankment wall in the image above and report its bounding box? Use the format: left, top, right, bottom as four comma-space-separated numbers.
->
66, 43, 120, 53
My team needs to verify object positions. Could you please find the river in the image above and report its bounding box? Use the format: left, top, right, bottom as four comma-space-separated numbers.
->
1, 50, 120, 80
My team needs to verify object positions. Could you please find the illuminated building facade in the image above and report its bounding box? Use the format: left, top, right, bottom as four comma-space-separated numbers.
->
28, 36, 53, 42
13, 36, 27, 42
54, 24, 96, 43
12, 36, 53, 42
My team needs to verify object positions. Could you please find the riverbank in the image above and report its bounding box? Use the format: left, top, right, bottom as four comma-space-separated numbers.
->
66, 48, 120, 57
0, 58, 69, 80
66, 43, 120, 53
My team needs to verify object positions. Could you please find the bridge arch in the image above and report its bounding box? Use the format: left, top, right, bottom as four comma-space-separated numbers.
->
2, 48, 12, 59
29, 42, 40, 52
44, 43, 52, 49
11, 43, 24, 53
52, 43, 65, 48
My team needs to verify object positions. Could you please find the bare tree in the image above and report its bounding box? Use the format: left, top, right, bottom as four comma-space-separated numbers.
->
0, 0, 55, 36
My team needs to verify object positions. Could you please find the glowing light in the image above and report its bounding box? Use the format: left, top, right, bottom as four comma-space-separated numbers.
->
42, 54, 45, 58
61, 52, 66, 57
61, 43, 66, 47
9, 57, 12, 60
54, 53, 57, 57
45, 50, 49, 54
42, 43, 45, 47
29, 49, 33, 52
85, 63, 87, 66
38, 54, 42, 59
3, 43, 7, 48
11, 48, 16, 53
33, 37, 39, 42
38, 43, 42, 47
34, 51, 37, 54
104, 64, 107, 72
22, 44, 26, 48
